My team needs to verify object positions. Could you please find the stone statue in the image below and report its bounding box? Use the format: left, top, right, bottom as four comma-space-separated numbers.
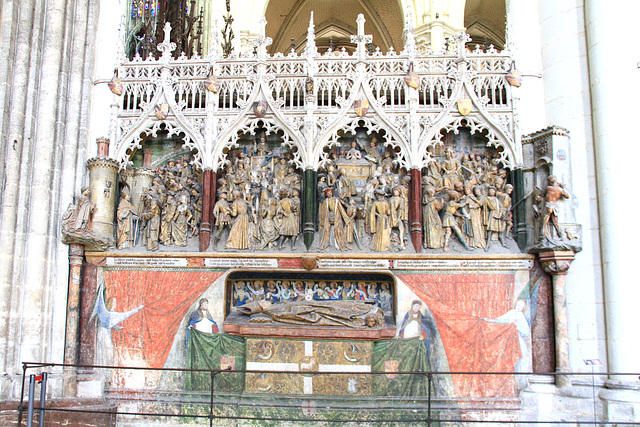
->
422, 186, 444, 249
172, 194, 189, 246
276, 188, 300, 250
369, 188, 391, 251
318, 187, 349, 251
116, 193, 137, 249
389, 186, 407, 250
540, 175, 569, 242
484, 186, 504, 250
237, 300, 385, 328
225, 190, 250, 249
141, 194, 161, 251
62, 186, 96, 235
212, 192, 231, 248
442, 192, 472, 252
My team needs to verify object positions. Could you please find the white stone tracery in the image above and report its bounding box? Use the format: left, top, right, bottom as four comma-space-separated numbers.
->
111, 15, 519, 172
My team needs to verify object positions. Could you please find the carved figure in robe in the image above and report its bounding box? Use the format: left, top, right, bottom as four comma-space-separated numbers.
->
364, 137, 381, 165
276, 188, 300, 250
344, 198, 361, 249
484, 186, 505, 250
464, 186, 487, 249
172, 194, 189, 246
62, 186, 96, 235
141, 194, 161, 251
160, 194, 177, 245
226, 190, 250, 249
273, 158, 288, 188
256, 133, 271, 156
116, 193, 137, 249
422, 186, 445, 249
540, 175, 570, 242
336, 168, 356, 200
378, 283, 392, 312
318, 187, 349, 251
257, 197, 280, 250
389, 187, 407, 250
442, 192, 472, 252
369, 189, 392, 252
441, 149, 462, 190
213, 192, 231, 248
282, 166, 301, 192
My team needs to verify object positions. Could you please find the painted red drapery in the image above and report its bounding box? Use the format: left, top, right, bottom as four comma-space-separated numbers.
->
397, 274, 521, 397
104, 270, 222, 369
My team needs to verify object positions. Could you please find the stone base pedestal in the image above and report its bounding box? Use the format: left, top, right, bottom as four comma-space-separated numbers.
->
601, 381, 640, 423
76, 371, 105, 398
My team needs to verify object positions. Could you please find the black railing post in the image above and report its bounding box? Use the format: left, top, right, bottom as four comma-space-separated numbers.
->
26, 374, 35, 427
38, 372, 47, 427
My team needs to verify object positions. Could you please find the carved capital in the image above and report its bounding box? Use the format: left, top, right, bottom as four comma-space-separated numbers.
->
538, 250, 575, 275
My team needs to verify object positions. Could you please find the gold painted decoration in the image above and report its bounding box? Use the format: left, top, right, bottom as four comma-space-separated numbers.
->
457, 99, 472, 116
204, 74, 220, 93
253, 101, 268, 117
506, 69, 522, 87
354, 100, 369, 117
154, 103, 169, 120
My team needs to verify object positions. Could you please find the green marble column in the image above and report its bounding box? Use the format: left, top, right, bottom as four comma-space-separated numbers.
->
511, 168, 527, 251
303, 169, 317, 250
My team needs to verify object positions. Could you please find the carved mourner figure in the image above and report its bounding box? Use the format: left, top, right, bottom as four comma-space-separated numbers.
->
370, 188, 392, 251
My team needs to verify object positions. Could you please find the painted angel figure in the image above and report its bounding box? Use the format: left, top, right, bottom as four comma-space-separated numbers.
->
91, 286, 144, 368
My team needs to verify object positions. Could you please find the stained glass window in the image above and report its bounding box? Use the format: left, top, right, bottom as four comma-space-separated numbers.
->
131, 0, 158, 18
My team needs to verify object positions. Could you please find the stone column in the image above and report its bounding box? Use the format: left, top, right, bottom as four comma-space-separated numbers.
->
538, 250, 574, 387
142, 149, 154, 167
87, 157, 119, 244
63, 244, 84, 396
199, 169, 214, 252
409, 168, 422, 253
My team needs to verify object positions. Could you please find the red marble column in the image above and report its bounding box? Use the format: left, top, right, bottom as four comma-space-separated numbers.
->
142, 149, 153, 167
199, 170, 217, 252
538, 250, 575, 387
63, 244, 84, 396
409, 168, 423, 253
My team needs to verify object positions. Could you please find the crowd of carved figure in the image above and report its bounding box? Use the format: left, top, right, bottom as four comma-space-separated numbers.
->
117, 158, 203, 250
111, 134, 514, 252
315, 139, 514, 252
213, 134, 302, 250
421, 148, 514, 251
231, 279, 393, 313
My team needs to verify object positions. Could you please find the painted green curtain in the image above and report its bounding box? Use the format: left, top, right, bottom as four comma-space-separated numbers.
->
185, 330, 246, 393
373, 337, 432, 396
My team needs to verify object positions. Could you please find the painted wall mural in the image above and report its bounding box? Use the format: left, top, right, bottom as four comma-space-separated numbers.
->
86, 264, 537, 400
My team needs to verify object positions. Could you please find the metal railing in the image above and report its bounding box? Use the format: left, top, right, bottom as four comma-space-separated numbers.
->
17, 361, 640, 426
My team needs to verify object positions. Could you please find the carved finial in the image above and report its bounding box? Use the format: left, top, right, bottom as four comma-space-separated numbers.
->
453, 32, 471, 62
402, 4, 418, 60
157, 22, 176, 61
207, 18, 223, 60
253, 16, 272, 59
350, 14, 372, 60
305, 12, 317, 58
